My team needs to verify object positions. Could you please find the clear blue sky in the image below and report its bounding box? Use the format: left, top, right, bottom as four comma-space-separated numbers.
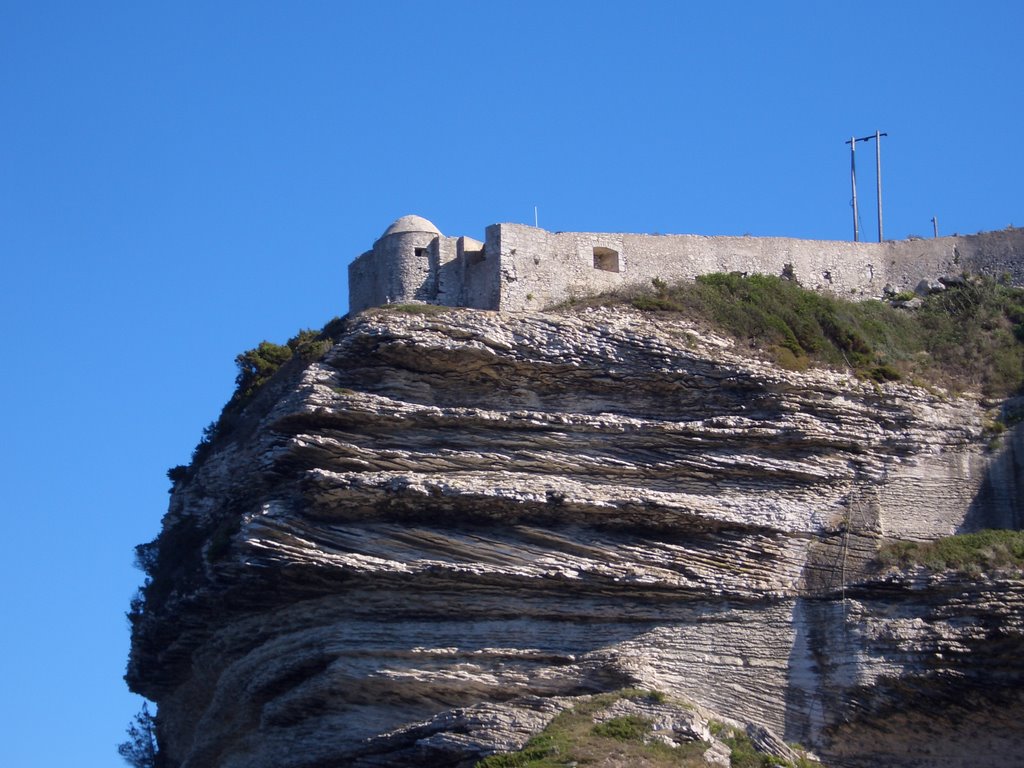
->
0, 2, 1020, 765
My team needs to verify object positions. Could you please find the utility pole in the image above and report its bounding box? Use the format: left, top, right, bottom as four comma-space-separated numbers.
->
845, 131, 887, 242
847, 136, 860, 241
874, 130, 886, 242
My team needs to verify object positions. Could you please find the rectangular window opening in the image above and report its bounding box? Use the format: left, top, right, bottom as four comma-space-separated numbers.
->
593, 246, 620, 272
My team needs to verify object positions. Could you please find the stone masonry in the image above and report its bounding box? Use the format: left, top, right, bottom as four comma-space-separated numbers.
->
348, 215, 1024, 313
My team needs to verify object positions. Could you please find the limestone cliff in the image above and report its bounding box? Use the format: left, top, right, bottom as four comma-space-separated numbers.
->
128, 306, 1024, 768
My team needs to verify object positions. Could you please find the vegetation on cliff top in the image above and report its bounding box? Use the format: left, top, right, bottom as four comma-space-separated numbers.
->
169, 324, 339, 479
137, 323, 344, 640
878, 529, 1024, 575
569, 272, 1024, 399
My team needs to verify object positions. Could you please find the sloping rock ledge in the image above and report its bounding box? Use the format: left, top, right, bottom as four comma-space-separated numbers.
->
128, 306, 1024, 768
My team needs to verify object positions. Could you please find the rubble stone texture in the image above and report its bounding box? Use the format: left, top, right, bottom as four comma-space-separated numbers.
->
348, 217, 1024, 313
128, 307, 1024, 768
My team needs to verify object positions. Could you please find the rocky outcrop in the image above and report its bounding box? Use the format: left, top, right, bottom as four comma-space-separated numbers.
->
128, 306, 1024, 768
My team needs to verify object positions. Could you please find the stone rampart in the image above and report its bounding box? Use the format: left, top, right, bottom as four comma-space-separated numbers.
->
348, 216, 1024, 313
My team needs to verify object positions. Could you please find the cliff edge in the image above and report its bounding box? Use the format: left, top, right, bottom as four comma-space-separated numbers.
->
128, 304, 1024, 768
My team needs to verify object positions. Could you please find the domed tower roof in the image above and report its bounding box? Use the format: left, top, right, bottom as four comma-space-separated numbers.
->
381, 215, 442, 238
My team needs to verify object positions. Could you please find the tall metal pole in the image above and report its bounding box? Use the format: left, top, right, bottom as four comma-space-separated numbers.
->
875, 130, 884, 242
849, 136, 859, 242
846, 132, 887, 242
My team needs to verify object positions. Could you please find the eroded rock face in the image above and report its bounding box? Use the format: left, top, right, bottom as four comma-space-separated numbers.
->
128, 307, 1024, 768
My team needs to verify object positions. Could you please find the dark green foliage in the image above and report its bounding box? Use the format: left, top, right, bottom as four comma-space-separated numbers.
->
475, 733, 561, 768
878, 529, 1024, 574
576, 273, 1024, 397
476, 690, 752, 768
133, 540, 160, 579
865, 363, 902, 383
141, 321, 347, 623
909, 278, 1024, 397
182, 325, 338, 473
663, 272, 896, 375
117, 703, 158, 768
713, 725, 812, 768
166, 465, 189, 485
476, 696, 820, 768
206, 516, 242, 563
231, 340, 293, 405
189, 420, 221, 465
591, 715, 652, 741
128, 517, 207, 625
227, 328, 330, 413
321, 315, 349, 338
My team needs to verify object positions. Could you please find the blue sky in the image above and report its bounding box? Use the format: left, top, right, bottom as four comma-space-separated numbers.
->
0, 2, 1020, 766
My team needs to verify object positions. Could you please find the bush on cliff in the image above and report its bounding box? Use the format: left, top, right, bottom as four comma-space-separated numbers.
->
582, 273, 1024, 398
138, 320, 344, 626
181, 324, 338, 471
475, 690, 705, 768
878, 529, 1024, 574
117, 703, 158, 768
227, 328, 331, 410
475, 690, 820, 768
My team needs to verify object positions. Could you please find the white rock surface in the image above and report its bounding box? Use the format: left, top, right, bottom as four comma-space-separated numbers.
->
128, 307, 1024, 768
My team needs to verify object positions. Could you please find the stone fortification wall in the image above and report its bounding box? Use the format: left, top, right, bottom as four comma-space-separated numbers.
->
494, 224, 1024, 312
347, 216, 1024, 314
348, 230, 438, 314
347, 250, 380, 314
348, 216, 447, 313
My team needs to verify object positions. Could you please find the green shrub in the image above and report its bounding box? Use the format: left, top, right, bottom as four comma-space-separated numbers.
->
166, 464, 189, 485
591, 715, 652, 742
475, 689, 706, 768
716, 726, 791, 768
865, 363, 901, 383
232, 340, 293, 404
878, 529, 1024, 574
139, 320, 343, 616
567, 273, 1024, 397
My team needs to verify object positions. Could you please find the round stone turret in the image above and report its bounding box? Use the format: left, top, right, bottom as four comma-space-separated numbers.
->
380, 215, 442, 239
365, 214, 441, 307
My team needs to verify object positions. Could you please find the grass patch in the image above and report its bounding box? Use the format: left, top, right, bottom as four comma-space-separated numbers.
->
591, 715, 652, 742
378, 302, 451, 315
476, 691, 821, 768
474, 690, 705, 768
569, 273, 1024, 398
878, 529, 1024, 575
710, 723, 819, 768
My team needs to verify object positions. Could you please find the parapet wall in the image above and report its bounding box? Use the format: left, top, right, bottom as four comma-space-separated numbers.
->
348, 217, 1024, 314
494, 225, 1024, 311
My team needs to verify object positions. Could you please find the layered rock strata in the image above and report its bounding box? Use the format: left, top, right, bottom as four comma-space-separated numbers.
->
129, 307, 1024, 768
